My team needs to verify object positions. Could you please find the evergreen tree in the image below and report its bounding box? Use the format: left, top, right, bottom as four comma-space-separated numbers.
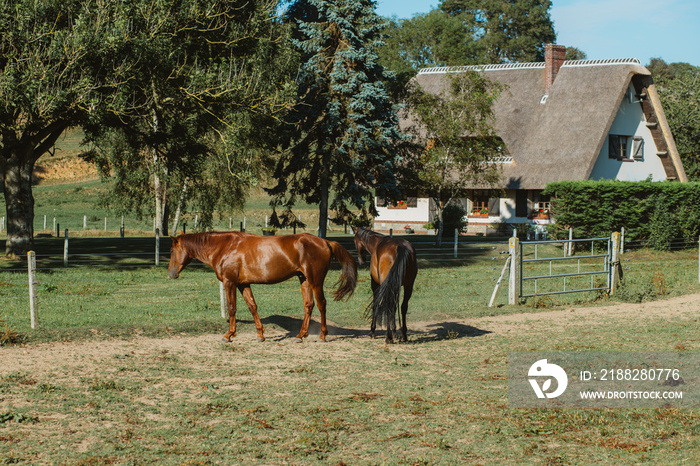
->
269, 0, 401, 237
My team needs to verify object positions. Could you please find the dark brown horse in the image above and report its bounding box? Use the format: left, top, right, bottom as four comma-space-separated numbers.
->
168, 232, 357, 342
352, 227, 417, 343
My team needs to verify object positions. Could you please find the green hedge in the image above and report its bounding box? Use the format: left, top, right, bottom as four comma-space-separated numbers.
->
542, 180, 700, 248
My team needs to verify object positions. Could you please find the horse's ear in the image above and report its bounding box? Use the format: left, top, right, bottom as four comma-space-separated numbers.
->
170, 236, 178, 244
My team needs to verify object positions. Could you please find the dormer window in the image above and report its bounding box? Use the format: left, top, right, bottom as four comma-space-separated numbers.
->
609, 134, 644, 161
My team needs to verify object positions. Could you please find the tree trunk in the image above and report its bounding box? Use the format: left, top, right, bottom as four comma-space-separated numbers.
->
171, 177, 189, 235
318, 168, 329, 238
2, 152, 36, 257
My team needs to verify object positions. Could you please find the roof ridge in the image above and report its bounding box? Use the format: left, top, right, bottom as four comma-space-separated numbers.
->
418, 58, 642, 75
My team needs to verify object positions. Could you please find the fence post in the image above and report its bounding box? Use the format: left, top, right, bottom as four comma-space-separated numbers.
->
220, 281, 227, 319
83, 215, 87, 230
27, 251, 38, 329
620, 227, 625, 256
567, 227, 573, 256
155, 228, 160, 266
104, 218, 107, 231
508, 237, 520, 305
453, 228, 459, 258
610, 232, 621, 295
44, 215, 47, 230
63, 229, 69, 267
698, 237, 699, 284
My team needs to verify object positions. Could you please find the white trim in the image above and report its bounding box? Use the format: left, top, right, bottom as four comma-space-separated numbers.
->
418, 58, 642, 75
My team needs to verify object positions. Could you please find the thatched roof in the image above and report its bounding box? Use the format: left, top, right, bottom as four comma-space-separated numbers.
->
410, 59, 686, 189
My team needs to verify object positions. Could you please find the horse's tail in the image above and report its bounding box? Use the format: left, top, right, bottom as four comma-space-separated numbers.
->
327, 240, 358, 301
373, 244, 410, 328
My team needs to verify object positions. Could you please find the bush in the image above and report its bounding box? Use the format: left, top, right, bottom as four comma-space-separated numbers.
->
436, 203, 467, 236
542, 180, 700, 248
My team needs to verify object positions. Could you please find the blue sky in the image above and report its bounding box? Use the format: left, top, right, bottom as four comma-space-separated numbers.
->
374, 0, 700, 67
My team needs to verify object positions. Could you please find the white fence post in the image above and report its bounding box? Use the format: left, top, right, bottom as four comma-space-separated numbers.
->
567, 227, 573, 256
453, 228, 459, 258
508, 237, 520, 305
83, 215, 87, 230
27, 251, 38, 329
620, 227, 625, 256
63, 229, 69, 267
611, 232, 621, 295
155, 228, 160, 266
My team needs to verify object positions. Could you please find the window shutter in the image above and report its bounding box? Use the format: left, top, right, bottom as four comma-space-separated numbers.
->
488, 198, 500, 216
407, 197, 417, 208
633, 137, 644, 160
609, 135, 619, 159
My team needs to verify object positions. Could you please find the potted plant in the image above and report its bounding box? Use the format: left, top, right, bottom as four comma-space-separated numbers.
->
404, 225, 414, 234
262, 227, 276, 236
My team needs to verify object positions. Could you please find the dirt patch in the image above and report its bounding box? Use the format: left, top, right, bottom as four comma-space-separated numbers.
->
33, 156, 98, 183
2, 293, 698, 375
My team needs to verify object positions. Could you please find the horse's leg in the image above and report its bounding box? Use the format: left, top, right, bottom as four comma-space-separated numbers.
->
312, 283, 328, 342
221, 280, 239, 342
399, 285, 413, 343
386, 301, 396, 344
238, 285, 265, 342
369, 278, 379, 339
400, 262, 417, 343
296, 278, 315, 341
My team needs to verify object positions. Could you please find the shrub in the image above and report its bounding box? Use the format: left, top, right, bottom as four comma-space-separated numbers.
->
542, 180, 700, 247
436, 203, 467, 236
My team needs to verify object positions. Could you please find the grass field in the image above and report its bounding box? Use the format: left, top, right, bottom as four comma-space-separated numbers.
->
1, 154, 700, 463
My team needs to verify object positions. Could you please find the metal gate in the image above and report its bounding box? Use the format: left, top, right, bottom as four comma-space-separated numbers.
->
519, 237, 613, 298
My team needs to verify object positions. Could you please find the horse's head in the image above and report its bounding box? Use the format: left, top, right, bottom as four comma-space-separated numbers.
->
352, 227, 368, 265
168, 235, 192, 279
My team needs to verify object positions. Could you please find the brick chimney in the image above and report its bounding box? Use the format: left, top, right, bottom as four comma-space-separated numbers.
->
544, 44, 566, 94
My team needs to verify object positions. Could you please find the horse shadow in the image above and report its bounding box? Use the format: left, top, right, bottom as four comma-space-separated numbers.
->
410, 322, 492, 343
234, 315, 490, 343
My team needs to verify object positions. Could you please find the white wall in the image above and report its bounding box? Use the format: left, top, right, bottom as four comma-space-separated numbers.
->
589, 84, 668, 182
373, 197, 431, 224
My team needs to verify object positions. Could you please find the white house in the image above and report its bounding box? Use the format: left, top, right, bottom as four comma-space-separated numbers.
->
374, 44, 687, 235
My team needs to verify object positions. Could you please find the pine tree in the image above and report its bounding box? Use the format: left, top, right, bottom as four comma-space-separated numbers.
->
269, 0, 401, 237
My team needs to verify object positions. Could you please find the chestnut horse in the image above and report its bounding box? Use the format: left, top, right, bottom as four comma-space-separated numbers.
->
168, 232, 357, 342
352, 227, 417, 343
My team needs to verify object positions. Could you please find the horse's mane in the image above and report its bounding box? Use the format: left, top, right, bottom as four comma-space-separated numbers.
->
358, 227, 382, 245
180, 231, 233, 257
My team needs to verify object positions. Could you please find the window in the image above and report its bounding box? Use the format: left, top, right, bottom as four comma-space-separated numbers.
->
609, 134, 641, 161
377, 191, 418, 209
470, 195, 489, 216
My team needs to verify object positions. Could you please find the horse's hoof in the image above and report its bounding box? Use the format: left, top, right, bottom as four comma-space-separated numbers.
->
257, 337, 265, 342
294, 337, 304, 344
221, 337, 231, 343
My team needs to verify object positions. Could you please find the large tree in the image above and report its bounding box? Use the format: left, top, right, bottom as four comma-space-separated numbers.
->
403, 71, 504, 244
654, 64, 700, 180
378, 11, 477, 100
268, 0, 401, 237
439, 0, 556, 63
83, 0, 290, 235
0, 0, 120, 256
